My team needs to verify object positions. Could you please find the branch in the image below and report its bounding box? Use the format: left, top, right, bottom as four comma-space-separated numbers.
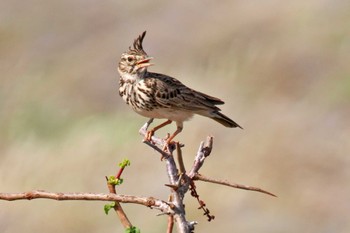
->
187, 136, 276, 197
193, 174, 277, 197
0, 190, 174, 213
139, 121, 195, 233
1, 120, 275, 233
188, 136, 213, 178
139, 121, 275, 232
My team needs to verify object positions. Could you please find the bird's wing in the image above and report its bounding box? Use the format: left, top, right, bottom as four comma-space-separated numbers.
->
146, 73, 224, 112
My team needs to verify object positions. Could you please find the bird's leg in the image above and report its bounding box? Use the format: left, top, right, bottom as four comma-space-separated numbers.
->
145, 119, 172, 142
145, 118, 154, 130
140, 118, 154, 134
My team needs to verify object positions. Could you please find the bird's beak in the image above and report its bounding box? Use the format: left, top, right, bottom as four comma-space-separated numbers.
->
136, 57, 154, 69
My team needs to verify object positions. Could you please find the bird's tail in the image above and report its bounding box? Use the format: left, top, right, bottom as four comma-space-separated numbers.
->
211, 111, 243, 129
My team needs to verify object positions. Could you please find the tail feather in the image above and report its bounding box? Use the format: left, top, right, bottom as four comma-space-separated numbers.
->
211, 111, 243, 129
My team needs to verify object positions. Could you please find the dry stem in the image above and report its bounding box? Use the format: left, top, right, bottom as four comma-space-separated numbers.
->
0, 190, 173, 213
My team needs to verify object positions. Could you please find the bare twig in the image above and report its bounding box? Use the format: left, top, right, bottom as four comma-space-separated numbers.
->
188, 136, 214, 178
186, 136, 276, 197
167, 215, 174, 233
0, 190, 174, 213
167, 195, 175, 233
193, 174, 277, 197
176, 142, 186, 174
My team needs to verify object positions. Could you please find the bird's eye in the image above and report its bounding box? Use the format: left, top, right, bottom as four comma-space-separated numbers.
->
127, 57, 133, 62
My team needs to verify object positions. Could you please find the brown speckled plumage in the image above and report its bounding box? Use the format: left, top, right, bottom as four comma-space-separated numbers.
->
118, 31, 242, 146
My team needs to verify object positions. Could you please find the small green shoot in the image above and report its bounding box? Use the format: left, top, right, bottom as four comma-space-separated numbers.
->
119, 159, 131, 168
125, 226, 141, 233
104, 159, 131, 215
104, 202, 116, 215
107, 176, 124, 186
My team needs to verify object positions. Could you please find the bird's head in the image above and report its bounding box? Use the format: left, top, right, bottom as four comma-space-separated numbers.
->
118, 31, 153, 79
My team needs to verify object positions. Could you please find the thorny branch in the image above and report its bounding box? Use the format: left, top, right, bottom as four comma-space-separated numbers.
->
138, 121, 275, 233
0, 120, 276, 233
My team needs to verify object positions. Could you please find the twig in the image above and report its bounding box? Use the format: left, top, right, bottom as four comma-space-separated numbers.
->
188, 136, 213, 178
167, 195, 174, 233
139, 119, 172, 155
167, 215, 174, 233
189, 181, 215, 222
106, 163, 133, 228
176, 142, 186, 174
0, 190, 174, 213
193, 174, 277, 197
187, 137, 276, 197
106, 182, 132, 228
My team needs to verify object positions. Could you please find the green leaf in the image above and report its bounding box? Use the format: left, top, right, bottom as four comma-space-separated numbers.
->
107, 176, 123, 185
125, 226, 140, 233
104, 202, 115, 215
116, 178, 124, 185
119, 159, 131, 168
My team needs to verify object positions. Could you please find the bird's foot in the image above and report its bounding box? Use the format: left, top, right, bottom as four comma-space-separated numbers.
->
144, 130, 155, 143
162, 134, 176, 152
160, 141, 176, 160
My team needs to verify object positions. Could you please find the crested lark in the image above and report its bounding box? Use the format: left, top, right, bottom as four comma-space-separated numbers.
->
118, 31, 242, 148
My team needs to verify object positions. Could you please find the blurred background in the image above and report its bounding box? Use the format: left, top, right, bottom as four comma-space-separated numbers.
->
1, 0, 349, 232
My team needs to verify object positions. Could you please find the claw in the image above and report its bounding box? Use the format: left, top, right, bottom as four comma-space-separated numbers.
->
144, 130, 155, 143
143, 119, 172, 144
162, 143, 169, 152
162, 139, 176, 152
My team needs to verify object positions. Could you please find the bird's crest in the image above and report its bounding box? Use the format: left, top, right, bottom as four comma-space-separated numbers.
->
129, 31, 147, 55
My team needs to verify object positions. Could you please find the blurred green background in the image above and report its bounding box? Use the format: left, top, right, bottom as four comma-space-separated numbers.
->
1, 0, 350, 232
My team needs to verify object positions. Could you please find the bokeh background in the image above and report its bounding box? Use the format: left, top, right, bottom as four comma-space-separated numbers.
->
1, 0, 350, 232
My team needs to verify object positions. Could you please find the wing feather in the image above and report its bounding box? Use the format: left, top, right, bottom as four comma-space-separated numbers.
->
146, 73, 224, 112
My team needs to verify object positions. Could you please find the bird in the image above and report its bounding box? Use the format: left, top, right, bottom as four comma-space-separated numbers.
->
118, 31, 242, 149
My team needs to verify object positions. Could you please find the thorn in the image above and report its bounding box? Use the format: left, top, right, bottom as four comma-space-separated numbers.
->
164, 184, 179, 191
